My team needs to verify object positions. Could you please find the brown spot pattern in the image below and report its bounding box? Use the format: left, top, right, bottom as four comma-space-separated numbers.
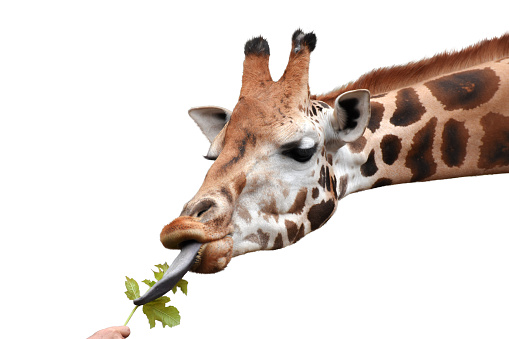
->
325, 167, 331, 191
380, 134, 402, 165
331, 175, 338, 199
478, 112, 509, 169
257, 229, 270, 249
261, 196, 279, 223
312, 187, 319, 199
360, 149, 378, 177
287, 188, 307, 214
237, 206, 252, 223
372, 178, 393, 189
285, 220, 299, 243
368, 102, 384, 133
348, 136, 367, 153
441, 119, 469, 167
338, 175, 348, 200
318, 166, 326, 188
405, 117, 438, 182
273, 233, 283, 250
308, 200, 335, 231
390, 88, 426, 127
243, 233, 259, 245
294, 224, 305, 243
244, 229, 270, 249
425, 67, 500, 111
309, 105, 317, 117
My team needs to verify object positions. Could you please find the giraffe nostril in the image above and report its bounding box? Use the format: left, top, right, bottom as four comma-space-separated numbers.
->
189, 199, 215, 219
196, 206, 210, 218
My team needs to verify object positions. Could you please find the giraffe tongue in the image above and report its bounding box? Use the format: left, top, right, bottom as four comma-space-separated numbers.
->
133, 241, 202, 306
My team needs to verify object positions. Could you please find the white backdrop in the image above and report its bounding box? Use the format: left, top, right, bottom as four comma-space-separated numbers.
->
1, 1, 508, 338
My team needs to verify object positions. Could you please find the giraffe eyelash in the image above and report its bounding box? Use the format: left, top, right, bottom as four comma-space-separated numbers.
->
282, 145, 317, 163
203, 155, 217, 161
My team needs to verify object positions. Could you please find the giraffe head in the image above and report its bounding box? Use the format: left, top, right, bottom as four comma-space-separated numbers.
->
161, 30, 371, 273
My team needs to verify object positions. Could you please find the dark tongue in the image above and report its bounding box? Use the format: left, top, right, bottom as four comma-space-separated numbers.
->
134, 241, 202, 306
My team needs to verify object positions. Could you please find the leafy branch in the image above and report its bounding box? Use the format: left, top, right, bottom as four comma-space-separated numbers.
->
124, 263, 188, 329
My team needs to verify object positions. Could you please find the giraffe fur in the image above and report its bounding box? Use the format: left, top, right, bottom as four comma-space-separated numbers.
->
160, 31, 509, 274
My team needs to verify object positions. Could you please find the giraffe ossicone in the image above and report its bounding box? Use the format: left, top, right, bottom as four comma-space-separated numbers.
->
160, 30, 509, 275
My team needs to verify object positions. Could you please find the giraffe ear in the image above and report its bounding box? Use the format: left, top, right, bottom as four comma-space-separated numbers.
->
332, 89, 371, 142
188, 106, 232, 143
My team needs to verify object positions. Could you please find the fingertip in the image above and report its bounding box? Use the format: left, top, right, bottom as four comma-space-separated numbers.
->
110, 326, 130, 337
119, 326, 131, 337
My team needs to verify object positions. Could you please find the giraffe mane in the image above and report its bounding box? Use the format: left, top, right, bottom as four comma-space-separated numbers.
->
314, 33, 509, 106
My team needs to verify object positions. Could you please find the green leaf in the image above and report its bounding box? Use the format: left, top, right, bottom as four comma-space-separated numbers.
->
156, 296, 172, 304
124, 277, 140, 300
153, 263, 169, 281
155, 263, 170, 272
142, 299, 180, 328
172, 279, 188, 295
124, 263, 188, 329
142, 279, 156, 288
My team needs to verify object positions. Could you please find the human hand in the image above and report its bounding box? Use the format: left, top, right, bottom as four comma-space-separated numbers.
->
87, 326, 130, 339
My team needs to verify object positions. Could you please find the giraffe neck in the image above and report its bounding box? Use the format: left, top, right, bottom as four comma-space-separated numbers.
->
334, 58, 509, 197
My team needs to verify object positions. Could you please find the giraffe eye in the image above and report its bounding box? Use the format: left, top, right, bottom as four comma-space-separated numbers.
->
282, 145, 317, 163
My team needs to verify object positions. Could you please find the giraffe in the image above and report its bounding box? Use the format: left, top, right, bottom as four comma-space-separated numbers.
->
160, 30, 509, 276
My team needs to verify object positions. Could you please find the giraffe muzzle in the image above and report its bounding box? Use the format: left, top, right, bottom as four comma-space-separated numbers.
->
160, 216, 214, 249
160, 216, 234, 273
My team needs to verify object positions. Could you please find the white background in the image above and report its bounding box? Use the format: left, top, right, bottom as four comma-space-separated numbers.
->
1, 1, 508, 338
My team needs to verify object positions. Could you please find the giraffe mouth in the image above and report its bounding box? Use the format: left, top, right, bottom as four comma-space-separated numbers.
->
191, 235, 234, 273
133, 232, 234, 305
160, 216, 234, 274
